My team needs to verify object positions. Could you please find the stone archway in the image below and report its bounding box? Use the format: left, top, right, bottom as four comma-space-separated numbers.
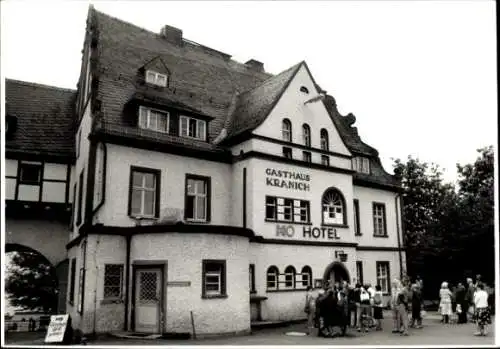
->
322, 261, 351, 287
5, 244, 67, 313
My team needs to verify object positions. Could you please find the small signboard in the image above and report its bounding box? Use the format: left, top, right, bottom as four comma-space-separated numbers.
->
44, 314, 69, 343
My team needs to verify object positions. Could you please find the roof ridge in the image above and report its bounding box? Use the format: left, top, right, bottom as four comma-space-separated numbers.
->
237, 61, 303, 97
5, 78, 76, 93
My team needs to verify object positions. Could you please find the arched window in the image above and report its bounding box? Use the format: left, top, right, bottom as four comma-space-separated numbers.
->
284, 265, 296, 289
322, 187, 346, 225
282, 119, 292, 142
266, 266, 279, 290
320, 128, 329, 151
300, 86, 309, 94
302, 124, 311, 147
301, 266, 312, 287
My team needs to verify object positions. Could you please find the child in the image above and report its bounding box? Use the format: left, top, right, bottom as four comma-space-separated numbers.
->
373, 285, 384, 330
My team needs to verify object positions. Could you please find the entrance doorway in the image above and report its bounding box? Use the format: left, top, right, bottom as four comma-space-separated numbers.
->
134, 268, 162, 333
322, 261, 350, 287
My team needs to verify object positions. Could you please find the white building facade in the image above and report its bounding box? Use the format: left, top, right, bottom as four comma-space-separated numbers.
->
6, 6, 406, 337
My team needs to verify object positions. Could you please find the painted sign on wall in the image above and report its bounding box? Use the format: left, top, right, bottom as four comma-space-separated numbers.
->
276, 225, 340, 240
265, 168, 310, 191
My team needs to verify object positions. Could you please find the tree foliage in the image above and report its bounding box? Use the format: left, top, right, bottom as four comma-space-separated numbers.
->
393, 146, 495, 298
5, 251, 58, 313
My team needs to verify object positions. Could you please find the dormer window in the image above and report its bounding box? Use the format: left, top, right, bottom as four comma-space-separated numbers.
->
180, 115, 206, 141
300, 86, 309, 94
145, 70, 168, 87
352, 157, 371, 174
139, 106, 169, 133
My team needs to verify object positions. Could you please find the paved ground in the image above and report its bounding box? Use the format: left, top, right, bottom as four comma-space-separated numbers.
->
4, 311, 495, 346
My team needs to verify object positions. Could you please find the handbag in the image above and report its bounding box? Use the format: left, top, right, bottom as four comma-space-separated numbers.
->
420, 310, 427, 318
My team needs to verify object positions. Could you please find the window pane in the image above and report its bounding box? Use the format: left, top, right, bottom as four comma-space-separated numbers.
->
188, 119, 197, 137
198, 121, 206, 140
186, 196, 195, 219
196, 196, 206, 220
196, 180, 206, 194
143, 191, 155, 216
143, 173, 155, 189
131, 189, 142, 215
157, 112, 167, 132
180, 117, 188, 136
157, 74, 166, 86
146, 71, 155, 83
266, 205, 276, 219
132, 172, 144, 187
187, 179, 195, 194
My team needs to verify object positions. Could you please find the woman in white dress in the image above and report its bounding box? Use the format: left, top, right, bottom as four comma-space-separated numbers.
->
439, 282, 453, 324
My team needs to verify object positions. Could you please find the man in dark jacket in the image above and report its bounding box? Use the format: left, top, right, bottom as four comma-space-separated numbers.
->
455, 282, 467, 324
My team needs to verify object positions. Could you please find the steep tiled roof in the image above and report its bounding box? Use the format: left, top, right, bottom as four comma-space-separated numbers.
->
91, 8, 272, 145
5, 79, 76, 158
225, 62, 302, 140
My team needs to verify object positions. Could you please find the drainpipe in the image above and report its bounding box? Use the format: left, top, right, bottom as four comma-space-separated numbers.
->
123, 233, 132, 331
395, 193, 404, 280
92, 236, 100, 336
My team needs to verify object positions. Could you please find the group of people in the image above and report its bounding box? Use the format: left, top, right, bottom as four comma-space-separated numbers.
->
438, 274, 493, 336
303, 274, 493, 339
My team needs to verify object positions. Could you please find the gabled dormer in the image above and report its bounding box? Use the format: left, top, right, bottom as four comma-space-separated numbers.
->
139, 56, 171, 88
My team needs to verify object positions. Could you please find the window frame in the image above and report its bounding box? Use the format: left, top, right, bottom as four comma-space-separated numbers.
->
103, 264, 124, 301
265, 195, 310, 224
202, 259, 227, 299
145, 70, 168, 87
179, 115, 207, 141
302, 124, 311, 147
354, 199, 361, 235
376, 261, 391, 295
353, 157, 371, 174
302, 151, 312, 163
249, 264, 256, 294
356, 261, 364, 285
184, 174, 211, 223
69, 258, 76, 305
320, 128, 329, 151
266, 266, 279, 291
282, 146, 293, 159
301, 266, 313, 288
76, 169, 84, 227
321, 187, 347, 227
128, 166, 161, 219
283, 265, 296, 289
321, 155, 330, 166
19, 162, 42, 185
138, 106, 170, 133
372, 202, 388, 237
282, 119, 292, 142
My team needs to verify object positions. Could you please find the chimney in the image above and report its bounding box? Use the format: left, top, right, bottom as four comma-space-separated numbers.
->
245, 59, 264, 72
160, 25, 183, 45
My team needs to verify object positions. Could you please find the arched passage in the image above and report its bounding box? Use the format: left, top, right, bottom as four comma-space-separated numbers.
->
5, 244, 67, 314
322, 261, 351, 287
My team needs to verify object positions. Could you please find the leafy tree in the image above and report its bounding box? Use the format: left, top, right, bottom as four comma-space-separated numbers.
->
5, 251, 58, 313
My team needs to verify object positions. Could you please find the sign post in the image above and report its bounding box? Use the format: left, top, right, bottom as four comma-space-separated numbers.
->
44, 314, 70, 343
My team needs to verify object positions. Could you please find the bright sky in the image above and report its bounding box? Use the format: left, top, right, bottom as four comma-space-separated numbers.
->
1, 1, 497, 183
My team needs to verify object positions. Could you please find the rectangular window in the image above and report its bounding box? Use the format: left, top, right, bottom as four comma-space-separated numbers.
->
180, 116, 206, 141
283, 147, 292, 159
19, 163, 42, 184
354, 199, 361, 235
249, 264, 256, 293
145, 70, 168, 87
77, 268, 85, 314
69, 259, 76, 305
302, 151, 312, 163
138, 106, 169, 133
70, 184, 77, 230
352, 157, 371, 174
376, 261, 390, 294
321, 155, 330, 166
202, 260, 226, 298
266, 196, 310, 224
185, 175, 210, 222
129, 167, 160, 218
373, 203, 387, 236
76, 129, 81, 158
103, 264, 124, 300
76, 170, 84, 226
356, 261, 364, 285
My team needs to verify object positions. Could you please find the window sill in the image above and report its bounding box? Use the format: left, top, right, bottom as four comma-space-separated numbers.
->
265, 219, 312, 226
129, 215, 158, 221
373, 234, 389, 238
101, 298, 124, 305
185, 219, 210, 224
18, 181, 41, 186
355, 233, 362, 236
321, 223, 349, 229
202, 294, 228, 299
266, 288, 308, 293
